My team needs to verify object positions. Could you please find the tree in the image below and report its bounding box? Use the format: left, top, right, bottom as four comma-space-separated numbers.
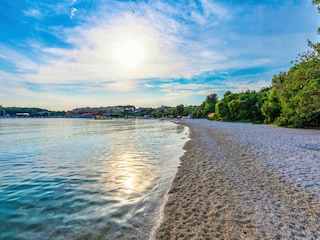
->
215, 98, 231, 121
204, 93, 218, 114
270, 42, 320, 127
215, 90, 266, 123
193, 93, 219, 118
215, 92, 237, 121
261, 87, 281, 123
190, 93, 217, 118
176, 104, 184, 116
206, 93, 218, 104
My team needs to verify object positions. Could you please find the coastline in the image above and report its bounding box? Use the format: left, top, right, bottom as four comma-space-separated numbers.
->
154, 119, 320, 239
149, 121, 190, 240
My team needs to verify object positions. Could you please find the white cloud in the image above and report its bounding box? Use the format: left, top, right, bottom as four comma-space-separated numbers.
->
3, 0, 317, 107
17, 2, 269, 97
0, 70, 22, 91
23, 13, 187, 89
227, 80, 270, 93
0, 45, 38, 72
200, 0, 230, 20
186, 0, 230, 25
9, 1, 258, 93
144, 84, 154, 88
70, 8, 77, 19
160, 82, 217, 98
0, 70, 43, 107
23, 8, 43, 19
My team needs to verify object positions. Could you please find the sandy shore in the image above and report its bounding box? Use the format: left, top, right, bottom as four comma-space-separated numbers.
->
154, 119, 320, 239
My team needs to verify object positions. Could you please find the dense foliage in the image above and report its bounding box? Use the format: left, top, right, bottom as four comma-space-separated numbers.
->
195, 41, 320, 128
268, 41, 320, 127
191, 93, 218, 118
214, 89, 268, 123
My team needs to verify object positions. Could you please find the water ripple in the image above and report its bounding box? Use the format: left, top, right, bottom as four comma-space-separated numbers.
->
0, 118, 188, 239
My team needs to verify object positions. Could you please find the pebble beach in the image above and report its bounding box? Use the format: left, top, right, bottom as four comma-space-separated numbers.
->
154, 119, 320, 239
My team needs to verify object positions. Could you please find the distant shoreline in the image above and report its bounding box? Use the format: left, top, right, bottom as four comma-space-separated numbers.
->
154, 119, 320, 239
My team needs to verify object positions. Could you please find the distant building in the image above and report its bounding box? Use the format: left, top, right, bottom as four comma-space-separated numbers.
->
16, 113, 30, 117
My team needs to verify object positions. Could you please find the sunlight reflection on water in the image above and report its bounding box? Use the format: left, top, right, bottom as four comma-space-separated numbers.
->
0, 118, 188, 240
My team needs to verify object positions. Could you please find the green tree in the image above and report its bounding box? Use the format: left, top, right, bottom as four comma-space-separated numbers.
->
176, 104, 184, 116
272, 42, 320, 127
215, 90, 266, 123
165, 108, 177, 118
261, 87, 281, 123
215, 92, 235, 121
193, 93, 219, 118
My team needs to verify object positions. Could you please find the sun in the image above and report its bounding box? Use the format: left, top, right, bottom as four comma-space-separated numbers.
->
111, 38, 146, 70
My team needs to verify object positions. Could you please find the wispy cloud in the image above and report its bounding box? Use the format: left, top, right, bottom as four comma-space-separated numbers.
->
70, 8, 77, 19
0, 45, 38, 73
0, 0, 318, 109
23, 8, 43, 19
22, 1, 232, 86
24, 13, 186, 87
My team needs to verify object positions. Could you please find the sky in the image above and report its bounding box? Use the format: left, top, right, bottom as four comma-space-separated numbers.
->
0, 0, 319, 110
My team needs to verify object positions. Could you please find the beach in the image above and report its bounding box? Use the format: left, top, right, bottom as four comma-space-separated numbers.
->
154, 119, 320, 239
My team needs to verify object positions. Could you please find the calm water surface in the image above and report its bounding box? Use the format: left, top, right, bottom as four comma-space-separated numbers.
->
0, 118, 188, 240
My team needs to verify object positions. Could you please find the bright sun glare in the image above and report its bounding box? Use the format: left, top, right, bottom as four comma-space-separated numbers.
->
111, 39, 146, 70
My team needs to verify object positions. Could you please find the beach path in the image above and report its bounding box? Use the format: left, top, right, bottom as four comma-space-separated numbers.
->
155, 119, 320, 239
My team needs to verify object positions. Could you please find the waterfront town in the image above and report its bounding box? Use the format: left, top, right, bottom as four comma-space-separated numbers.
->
0, 104, 195, 119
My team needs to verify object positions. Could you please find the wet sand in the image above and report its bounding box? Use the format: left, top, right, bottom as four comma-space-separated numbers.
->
154, 119, 320, 239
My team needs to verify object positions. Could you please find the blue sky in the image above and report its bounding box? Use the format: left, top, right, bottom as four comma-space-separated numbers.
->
0, 0, 319, 110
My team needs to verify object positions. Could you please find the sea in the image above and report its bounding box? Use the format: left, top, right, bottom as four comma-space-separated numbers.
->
0, 118, 189, 240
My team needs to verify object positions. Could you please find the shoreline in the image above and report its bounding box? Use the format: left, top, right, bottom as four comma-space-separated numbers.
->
154, 119, 320, 239
149, 122, 191, 240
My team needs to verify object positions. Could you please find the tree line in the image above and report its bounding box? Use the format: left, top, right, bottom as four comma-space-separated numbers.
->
191, 40, 320, 128
0, 106, 65, 117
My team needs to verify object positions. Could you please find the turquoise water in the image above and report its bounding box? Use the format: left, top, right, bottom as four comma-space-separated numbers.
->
0, 118, 188, 240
